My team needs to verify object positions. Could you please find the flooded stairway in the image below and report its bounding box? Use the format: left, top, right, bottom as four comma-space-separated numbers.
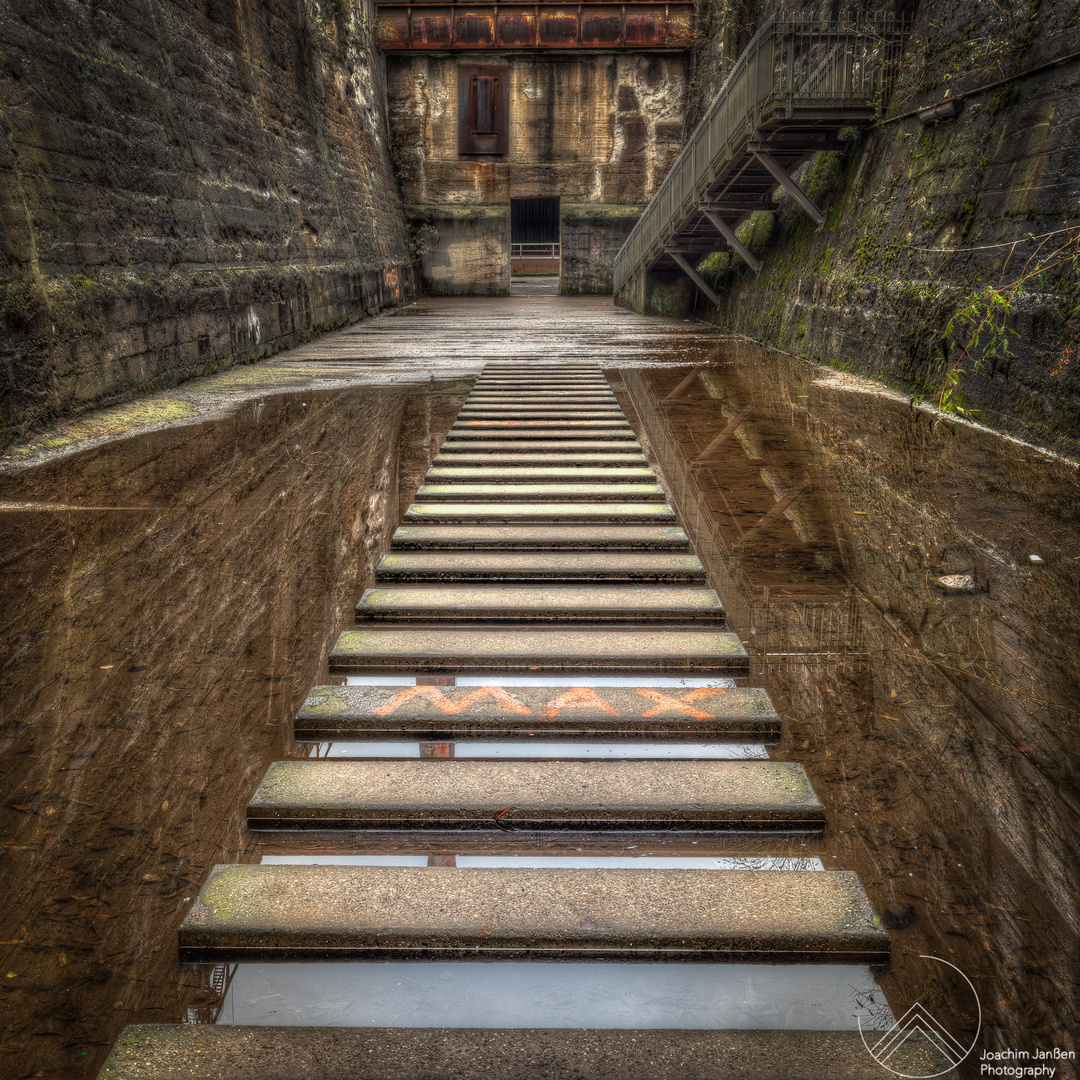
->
98, 364, 926, 1078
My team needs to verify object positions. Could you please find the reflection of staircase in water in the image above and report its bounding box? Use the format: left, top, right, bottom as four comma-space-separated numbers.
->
98, 363, 958, 1079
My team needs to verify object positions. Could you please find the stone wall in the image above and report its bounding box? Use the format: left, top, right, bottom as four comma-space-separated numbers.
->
0, 0, 414, 446
386, 51, 686, 294
671, 0, 1080, 453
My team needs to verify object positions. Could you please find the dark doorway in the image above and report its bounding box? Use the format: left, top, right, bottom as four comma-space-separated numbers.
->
511, 197, 560, 286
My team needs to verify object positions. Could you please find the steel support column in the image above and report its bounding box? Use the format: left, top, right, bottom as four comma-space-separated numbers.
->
751, 151, 826, 227
665, 250, 721, 307
700, 210, 762, 275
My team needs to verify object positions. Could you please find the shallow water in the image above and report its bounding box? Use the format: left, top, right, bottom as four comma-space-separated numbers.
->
1, 340, 1077, 1078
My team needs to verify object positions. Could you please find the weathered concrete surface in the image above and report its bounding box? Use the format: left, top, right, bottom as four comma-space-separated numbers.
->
453, 419, 630, 431
433, 453, 650, 465
439, 439, 643, 454
387, 53, 686, 293
375, 551, 705, 582
295, 683, 779, 741
458, 409, 624, 418
414, 483, 667, 503
388, 525, 690, 551
0, 0, 414, 444
97, 1024, 960, 1080
401, 502, 678, 523
425, 466, 657, 482
447, 426, 636, 441
355, 585, 724, 622
246, 759, 822, 830
561, 203, 645, 294
178, 865, 887, 961
408, 205, 511, 297
328, 627, 749, 674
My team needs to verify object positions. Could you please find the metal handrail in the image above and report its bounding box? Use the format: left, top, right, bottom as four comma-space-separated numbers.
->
613, 17, 906, 296
512, 242, 561, 258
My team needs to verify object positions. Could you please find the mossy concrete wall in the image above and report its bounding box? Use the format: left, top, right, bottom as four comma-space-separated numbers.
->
0, 0, 415, 447
409, 205, 511, 296
561, 204, 644, 294
677, 0, 1080, 454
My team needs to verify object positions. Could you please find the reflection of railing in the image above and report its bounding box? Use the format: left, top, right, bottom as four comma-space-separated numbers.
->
622, 368, 870, 675
512, 242, 560, 259
613, 17, 906, 295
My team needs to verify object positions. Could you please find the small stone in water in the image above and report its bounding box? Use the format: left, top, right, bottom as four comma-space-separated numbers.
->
933, 573, 977, 594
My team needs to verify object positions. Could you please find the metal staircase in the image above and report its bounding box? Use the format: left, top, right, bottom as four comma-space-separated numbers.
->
613, 17, 906, 305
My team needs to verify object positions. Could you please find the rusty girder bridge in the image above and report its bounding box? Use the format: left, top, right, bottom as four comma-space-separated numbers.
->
614, 18, 906, 306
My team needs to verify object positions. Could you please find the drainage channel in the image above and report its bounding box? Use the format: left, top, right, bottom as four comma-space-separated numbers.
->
97, 364, 957, 1078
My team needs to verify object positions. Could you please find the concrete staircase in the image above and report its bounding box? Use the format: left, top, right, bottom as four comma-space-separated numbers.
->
98, 364, 956, 1078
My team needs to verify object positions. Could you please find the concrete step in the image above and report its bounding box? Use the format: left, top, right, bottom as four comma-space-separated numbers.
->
246, 759, 823, 831
177, 864, 888, 962
457, 411, 624, 420
295, 683, 778, 741
328, 627, 748, 675
433, 452, 650, 465
355, 585, 724, 622
424, 467, 657, 482
438, 440, 643, 453
388, 525, 692, 551
374, 551, 706, 582
461, 401, 620, 409
414, 483, 667, 503
401, 503, 678, 524
96, 1024, 959, 1080
450, 422, 634, 436
466, 392, 617, 400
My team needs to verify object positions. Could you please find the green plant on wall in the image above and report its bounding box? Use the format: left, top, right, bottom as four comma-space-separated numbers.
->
933, 228, 1080, 417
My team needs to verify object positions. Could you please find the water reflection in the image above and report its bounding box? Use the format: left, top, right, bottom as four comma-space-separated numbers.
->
0, 381, 467, 1078
619, 354, 1080, 1057
216, 960, 887, 1030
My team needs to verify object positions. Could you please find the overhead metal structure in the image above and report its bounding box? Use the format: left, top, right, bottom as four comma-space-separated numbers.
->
375, 0, 695, 51
613, 17, 907, 299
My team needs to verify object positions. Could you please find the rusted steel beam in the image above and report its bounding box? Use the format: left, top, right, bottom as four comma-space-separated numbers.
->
374, 3, 694, 50
734, 477, 813, 548
691, 406, 754, 465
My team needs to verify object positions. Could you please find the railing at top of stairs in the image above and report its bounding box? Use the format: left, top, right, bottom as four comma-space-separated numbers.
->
612, 16, 908, 297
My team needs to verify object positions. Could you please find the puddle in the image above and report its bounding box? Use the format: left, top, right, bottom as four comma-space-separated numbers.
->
3, 334, 1078, 1076
618, 354, 1080, 1058
214, 960, 887, 1030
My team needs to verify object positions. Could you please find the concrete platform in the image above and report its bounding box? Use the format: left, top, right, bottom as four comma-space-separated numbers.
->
328, 627, 749, 675
295, 683, 779, 741
438, 440, 642, 453
424, 467, 657, 482
433, 452, 650, 465
355, 585, 724, 622
96, 1025, 961, 1080
401, 503, 678, 524
414, 483, 667, 503
388, 525, 691, 551
246, 759, 823, 830
374, 552, 707, 582
466, 393, 618, 401
177, 865, 888, 961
